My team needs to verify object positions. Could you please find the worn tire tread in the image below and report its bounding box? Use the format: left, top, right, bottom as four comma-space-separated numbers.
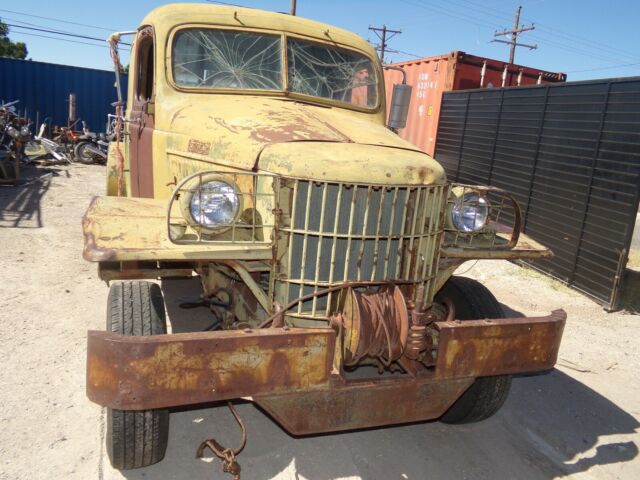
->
437, 276, 512, 424
106, 281, 169, 470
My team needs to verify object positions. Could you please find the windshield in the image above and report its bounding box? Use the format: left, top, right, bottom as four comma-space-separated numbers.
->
172, 29, 282, 89
287, 38, 378, 108
171, 28, 379, 109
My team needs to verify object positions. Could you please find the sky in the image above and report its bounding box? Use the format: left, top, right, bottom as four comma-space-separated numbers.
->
2, 0, 639, 81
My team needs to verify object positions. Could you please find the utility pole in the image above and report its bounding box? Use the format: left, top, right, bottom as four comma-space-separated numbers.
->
493, 5, 537, 64
369, 25, 401, 63
290, 0, 296, 16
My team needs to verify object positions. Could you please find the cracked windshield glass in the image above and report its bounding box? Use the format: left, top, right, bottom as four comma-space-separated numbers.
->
172, 29, 283, 89
172, 29, 378, 108
287, 38, 378, 107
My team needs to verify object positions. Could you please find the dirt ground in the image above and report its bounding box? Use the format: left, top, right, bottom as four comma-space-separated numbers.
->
0, 165, 638, 480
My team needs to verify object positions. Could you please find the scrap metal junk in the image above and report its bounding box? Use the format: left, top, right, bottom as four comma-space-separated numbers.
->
383, 50, 566, 156
0, 100, 30, 185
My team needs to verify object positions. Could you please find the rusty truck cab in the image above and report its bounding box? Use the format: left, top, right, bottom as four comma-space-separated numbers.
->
84, 3, 565, 472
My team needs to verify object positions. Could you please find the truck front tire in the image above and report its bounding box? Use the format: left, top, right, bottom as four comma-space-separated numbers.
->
437, 276, 512, 424
105, 281, 170, 470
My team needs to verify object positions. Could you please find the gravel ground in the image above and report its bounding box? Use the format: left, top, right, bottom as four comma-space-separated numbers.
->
0, 165, 638, 480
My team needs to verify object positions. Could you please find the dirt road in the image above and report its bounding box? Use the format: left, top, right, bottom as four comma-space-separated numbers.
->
0, 165, 638, 480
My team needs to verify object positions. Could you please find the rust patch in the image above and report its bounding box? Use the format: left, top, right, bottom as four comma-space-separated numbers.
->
187, 139, 212, 156
255, 376, 473, 435
82, 201, 117, 262
86, 328, 335, 410
248, 109, 349, 144
434, 309, 567, 378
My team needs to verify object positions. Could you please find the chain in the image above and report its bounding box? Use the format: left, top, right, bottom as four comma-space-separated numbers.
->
197, 401, 247, 480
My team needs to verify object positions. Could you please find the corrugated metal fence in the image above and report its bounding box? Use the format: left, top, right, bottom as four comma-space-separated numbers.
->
0, 57, 126, 132
435, 77, 640, 309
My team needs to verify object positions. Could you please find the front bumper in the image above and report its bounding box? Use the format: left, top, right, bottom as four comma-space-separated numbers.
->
87, 309, 565, 434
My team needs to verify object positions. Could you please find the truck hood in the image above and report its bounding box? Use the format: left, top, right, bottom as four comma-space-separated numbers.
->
164, 96, 444, 184
258, 142, 444, 185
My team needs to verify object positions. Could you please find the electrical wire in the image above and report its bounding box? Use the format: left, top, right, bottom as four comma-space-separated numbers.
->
398, 0, 497, 30
205, 0, 247, 7
565, 61, 640, 74
399, 0, 639, 73
6, 30, 130, 51
5, 23, 131, 46
0, 8, 116, 32
449, 0, 640, 62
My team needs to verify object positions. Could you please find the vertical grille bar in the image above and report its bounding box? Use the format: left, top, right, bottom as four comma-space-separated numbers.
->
342, 185, 359, 282
311, 182, 329, 317
404, 188, 423, 279
370, 187, 388, 281
412, 187, 431, 280
422, 186, 443, 286
326, 184, 344, 316
286, 180, 299, 312
383, 187, 400, 279
356, 186, 373, 280
296, 183, 314, 315
395, 189, 412, 278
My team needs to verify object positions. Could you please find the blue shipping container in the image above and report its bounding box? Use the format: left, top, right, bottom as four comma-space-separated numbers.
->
0, 57, 128, 133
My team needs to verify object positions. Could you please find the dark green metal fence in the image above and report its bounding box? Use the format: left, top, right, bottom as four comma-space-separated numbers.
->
435, 77, 640, 310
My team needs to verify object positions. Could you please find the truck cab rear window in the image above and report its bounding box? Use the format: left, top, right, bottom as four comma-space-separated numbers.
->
172, 29, 282, 90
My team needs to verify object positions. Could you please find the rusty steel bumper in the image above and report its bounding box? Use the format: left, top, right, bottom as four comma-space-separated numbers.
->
87, 310, 565, 434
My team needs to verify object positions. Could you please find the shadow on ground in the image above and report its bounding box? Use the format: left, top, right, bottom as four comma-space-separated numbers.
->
618, 269, 640, 314
0, 164, 65, 228
114, 282, 640, 480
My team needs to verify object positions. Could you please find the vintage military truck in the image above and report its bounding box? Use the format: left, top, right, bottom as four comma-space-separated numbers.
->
83, 3, 566, 471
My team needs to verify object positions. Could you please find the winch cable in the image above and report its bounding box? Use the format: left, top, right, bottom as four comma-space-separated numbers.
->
197, 401, 247, 480
348, 286, 404, 367
258, 279, 416, 329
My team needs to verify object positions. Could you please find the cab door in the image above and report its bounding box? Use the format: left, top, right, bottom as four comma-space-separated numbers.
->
129, 26, 155, 198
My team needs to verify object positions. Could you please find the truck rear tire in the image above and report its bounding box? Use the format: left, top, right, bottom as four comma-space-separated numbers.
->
106, 281, 170, 470
436, 276, 512, 424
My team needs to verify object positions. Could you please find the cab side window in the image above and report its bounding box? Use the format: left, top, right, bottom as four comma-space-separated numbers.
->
136, 30, 154, 101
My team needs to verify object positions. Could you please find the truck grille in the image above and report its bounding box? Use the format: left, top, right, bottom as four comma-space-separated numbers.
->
277, 179, 447, 319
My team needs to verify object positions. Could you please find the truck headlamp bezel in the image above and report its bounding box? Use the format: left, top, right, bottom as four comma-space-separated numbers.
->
178, 174, 242, 234
451, 191, 490, 233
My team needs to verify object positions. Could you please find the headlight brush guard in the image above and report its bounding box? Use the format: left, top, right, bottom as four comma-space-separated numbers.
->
167, 170, 279, 245
443, 183, 522, 250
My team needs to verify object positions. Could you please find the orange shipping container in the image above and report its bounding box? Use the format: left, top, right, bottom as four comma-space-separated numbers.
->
383, 51, 566, 156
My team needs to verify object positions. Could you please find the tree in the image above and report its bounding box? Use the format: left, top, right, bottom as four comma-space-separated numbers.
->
0, 19, 28, 59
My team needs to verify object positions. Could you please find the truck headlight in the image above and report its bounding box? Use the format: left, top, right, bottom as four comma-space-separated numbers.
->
451, 192, 489, 232
187, 180, 240, 228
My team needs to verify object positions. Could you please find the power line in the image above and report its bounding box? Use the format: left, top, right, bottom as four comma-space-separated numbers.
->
0, 8, 116, 32
526, 33, 626, 65
2, 16, 96, 38
369, 25, 401, 63
205, 0, 246, 7
565, 61, 640, 74
5, 23, 130, 46
398, 0, 497, 30
9, 30, 130, 51
454, 0, 640, 62
401, 0, 638, 70
389, 48, 423, 59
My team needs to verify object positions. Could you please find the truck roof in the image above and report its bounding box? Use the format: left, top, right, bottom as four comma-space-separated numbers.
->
140, 3, 376, 57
